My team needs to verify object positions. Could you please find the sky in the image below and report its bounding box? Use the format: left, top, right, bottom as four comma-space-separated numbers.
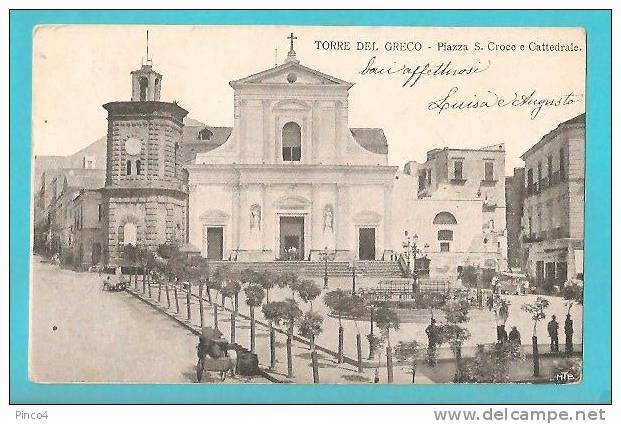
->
32, 25, 586, 174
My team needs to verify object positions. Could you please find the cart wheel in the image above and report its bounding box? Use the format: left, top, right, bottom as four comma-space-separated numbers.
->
196, 358, 204, 383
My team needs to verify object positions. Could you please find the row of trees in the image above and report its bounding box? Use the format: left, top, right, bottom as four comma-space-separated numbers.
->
121, 244, 557, 382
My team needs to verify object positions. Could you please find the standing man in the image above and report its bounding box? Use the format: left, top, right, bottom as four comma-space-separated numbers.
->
564, 314, 574, 353
547, 315, 560, 352
425, 318, 439, 366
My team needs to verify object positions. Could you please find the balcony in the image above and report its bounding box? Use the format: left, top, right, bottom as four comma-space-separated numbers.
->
449, 177, 467, 185
522, 234, 543, 243
480, 178, 497, 186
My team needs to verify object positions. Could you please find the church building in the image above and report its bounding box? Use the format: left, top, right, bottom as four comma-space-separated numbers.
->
186, 36, 399, 262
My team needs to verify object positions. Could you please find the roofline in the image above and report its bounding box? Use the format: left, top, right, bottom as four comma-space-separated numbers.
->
520, 113, 585, 160
229, 61, 353, 89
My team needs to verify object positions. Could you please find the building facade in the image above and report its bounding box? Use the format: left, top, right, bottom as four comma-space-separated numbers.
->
394, 145, 508, 280
187, 46, 398, 262
521, 113, 585, 286
505, 167, 525, 270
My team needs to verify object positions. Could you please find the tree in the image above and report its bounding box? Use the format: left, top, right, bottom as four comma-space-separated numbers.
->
296, 279, 322, 310
373, 306, 400, 347
244, 283, 265, 353
221, 280, 242, 309
521, 296, 550, 377
122, 243, 141, 285
277, 271, 301, 299
394, 340, 423, 383
461, 343, 516, 383
262, 299, 302, 377
459, 265, 480, 288
439, 291, 472, 381
324, 289, 350, 363
493, 295, 511, 342
262, 300, 289, 369
298, 311, 324, 351
256, 269, 276, 303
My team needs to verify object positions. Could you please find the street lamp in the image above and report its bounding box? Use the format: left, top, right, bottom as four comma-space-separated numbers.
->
320, 246, 330, 289
351, 259, 357, 295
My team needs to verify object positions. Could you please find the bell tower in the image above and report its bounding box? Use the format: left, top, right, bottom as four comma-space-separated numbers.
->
102, 33, 189, 265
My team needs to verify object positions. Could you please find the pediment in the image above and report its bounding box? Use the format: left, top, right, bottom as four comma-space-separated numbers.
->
272, 99, 311, 112
274, 194, 311, 210
199, 209, 230, 224
230, 62, 352, 89
353, 210, 382, 225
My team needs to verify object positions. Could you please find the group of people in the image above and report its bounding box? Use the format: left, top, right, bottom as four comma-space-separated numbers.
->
423, 312, 575, 366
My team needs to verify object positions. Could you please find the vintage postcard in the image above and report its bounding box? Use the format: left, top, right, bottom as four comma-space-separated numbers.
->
29, 25, 586, 385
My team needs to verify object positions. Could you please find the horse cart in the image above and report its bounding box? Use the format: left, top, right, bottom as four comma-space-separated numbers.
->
196, 327, 236, 382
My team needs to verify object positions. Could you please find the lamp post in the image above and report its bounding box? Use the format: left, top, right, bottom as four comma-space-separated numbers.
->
351, 259, 357, 295
320, 246, 329, 289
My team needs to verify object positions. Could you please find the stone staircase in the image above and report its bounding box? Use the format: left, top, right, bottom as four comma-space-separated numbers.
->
206, 260, 406, 279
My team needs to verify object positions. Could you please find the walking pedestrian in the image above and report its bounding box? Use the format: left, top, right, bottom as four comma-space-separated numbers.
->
564, 314, 574, 353
425, 318, 439, 366
486, 295, 494, 311
548, 315, 559, 352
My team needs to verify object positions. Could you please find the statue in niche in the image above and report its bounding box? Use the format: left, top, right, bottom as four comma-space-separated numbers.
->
323, 205, 334, 232
250, 204, 261, 231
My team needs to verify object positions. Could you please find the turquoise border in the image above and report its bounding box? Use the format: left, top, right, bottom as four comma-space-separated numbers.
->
10, 10, 611, 404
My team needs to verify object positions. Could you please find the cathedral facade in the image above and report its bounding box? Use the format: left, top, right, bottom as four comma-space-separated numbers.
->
186, 46, 399, 262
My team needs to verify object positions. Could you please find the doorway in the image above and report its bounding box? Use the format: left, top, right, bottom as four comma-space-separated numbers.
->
358, 227, 376, 260
280, 216, 304, 260
206, 227, 224, 260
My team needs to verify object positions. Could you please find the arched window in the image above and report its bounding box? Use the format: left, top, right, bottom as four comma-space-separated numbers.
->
198, 128, 213, 141
126, 160, 132, 175
282, 122, 301, 161
123, 222, 138, 246
433, 212, 457, 225
139, 77, 149, 101
136, 160, 142, 175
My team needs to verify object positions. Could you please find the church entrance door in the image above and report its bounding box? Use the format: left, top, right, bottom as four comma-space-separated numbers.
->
358, 227, 376, 260
279, 216, 304, 260
206, 227, 224, 260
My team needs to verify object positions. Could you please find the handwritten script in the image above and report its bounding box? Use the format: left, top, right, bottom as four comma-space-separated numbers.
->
427, 87, 583, 119
358, 56, 491, 88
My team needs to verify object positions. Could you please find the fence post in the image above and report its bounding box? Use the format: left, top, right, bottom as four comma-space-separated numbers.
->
165, 283, 171, 308
270, 324, 276, 369
186, 282, 191, 321
338, 326, 344, 364
287, 331, 294, 378
532, 335, 540, 377
356, 333, 363, 373
174, 285, 179, 314
158, 280, 162, 302
147, 276, 152, 297
198, 282, 204, 328
230, 311, 236, 344
386, 345, 394, 383
311, 350, 319, 383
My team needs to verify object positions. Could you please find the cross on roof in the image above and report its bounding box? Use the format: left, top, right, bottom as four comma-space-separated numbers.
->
287, 32, 297, 52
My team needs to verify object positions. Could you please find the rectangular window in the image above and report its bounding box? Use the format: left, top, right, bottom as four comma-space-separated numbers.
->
440, 242, 450, 252
427, 169, 432, 185
454, 161, 464, 180
98, 204, 102, 222
484, 161, 494, 181
418, 174, 426, 192
527, 169, 534, 193
437, 230, 454, 241
537, 162, 542, 191
282, 147, 301, 162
